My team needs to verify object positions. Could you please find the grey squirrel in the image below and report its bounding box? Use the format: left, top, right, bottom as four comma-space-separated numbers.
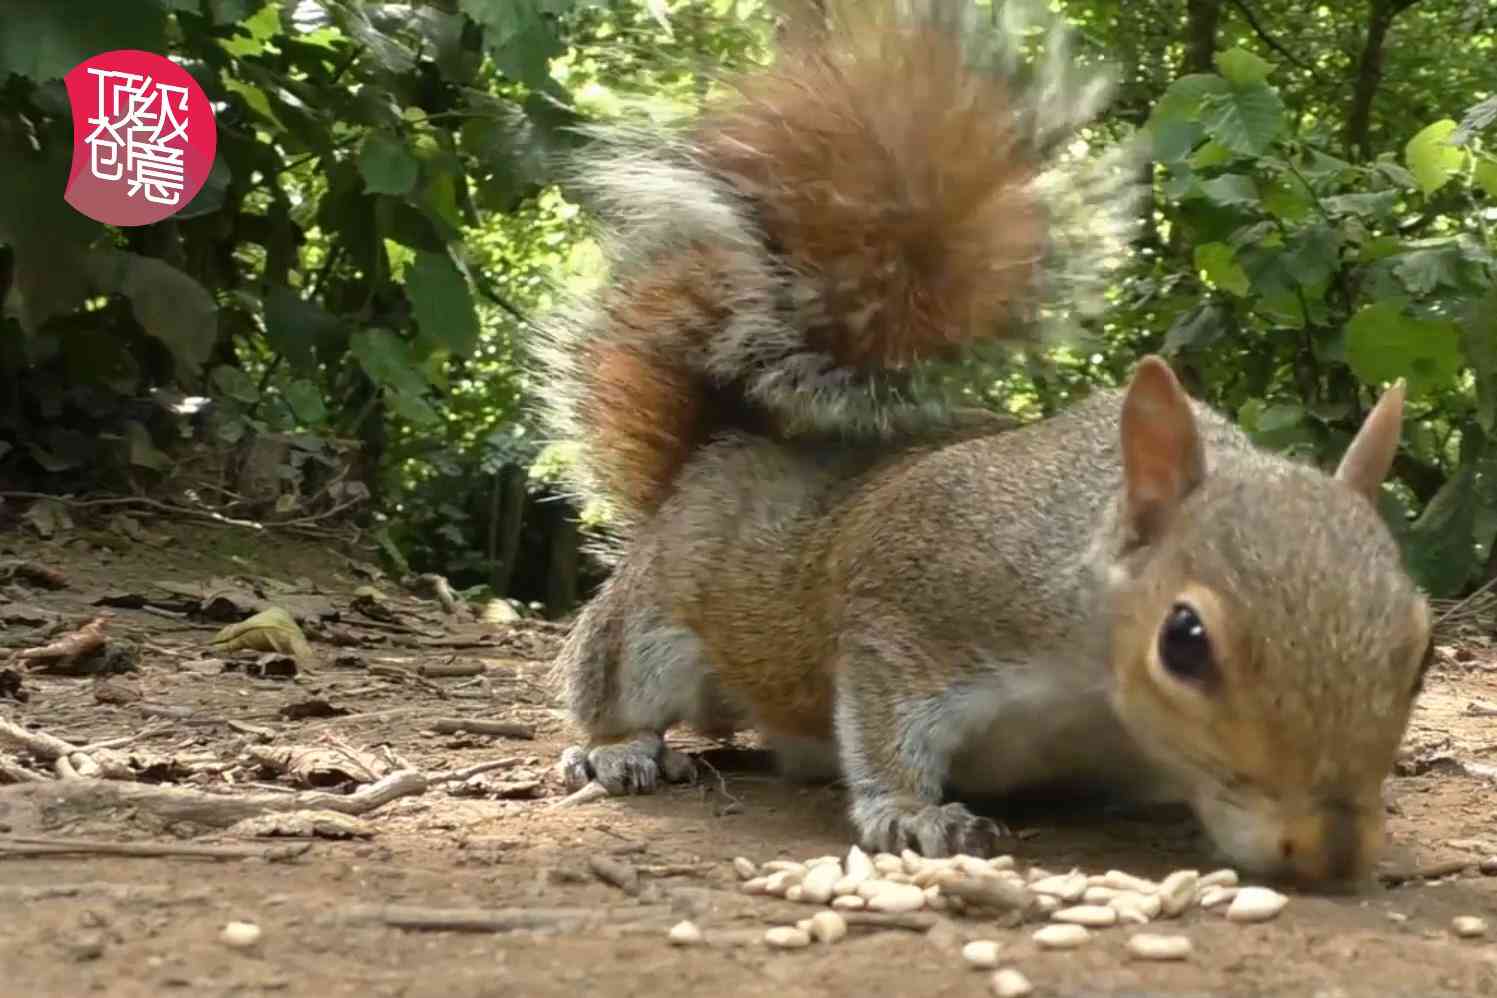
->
533, 0, 1430, 886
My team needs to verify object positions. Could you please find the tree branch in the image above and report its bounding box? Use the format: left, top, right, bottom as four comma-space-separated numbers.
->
1345, 0, 1425, 161
1225, 0, 1324, 82
1182, 0, 1224, 75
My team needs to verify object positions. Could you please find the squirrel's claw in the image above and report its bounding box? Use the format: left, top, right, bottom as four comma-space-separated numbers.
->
557, 734, 698, 796
859, 800, 1010, 858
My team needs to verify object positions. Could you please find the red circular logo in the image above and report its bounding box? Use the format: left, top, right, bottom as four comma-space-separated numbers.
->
63, 49, 218, 227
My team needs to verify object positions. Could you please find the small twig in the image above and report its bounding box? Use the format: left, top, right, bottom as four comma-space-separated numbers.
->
341, 903, 672, 934
1378, 859, 1473, 885
840, 911, 944, 932
588, 855, 640, 896
418, 661, 484, 678
53, 755, 82, 780
78, 723, 167, 754
0, 756, 48, 782
0, 715, 80, 761
0, 770, 428, 828
0, 836, 312, 862
552, 781, 609, 808
428, 758, 524, 783
429, 718, 534, 740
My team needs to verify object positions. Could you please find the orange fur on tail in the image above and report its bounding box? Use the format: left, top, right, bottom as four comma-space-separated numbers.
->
701, 7, 1047, 371
533, 0, 1140, 533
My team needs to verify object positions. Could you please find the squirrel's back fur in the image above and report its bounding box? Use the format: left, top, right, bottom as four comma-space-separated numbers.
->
533, 0, 1141, 531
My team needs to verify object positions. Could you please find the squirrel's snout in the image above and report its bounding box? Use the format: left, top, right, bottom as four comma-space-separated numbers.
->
1274, 803, 1383, 886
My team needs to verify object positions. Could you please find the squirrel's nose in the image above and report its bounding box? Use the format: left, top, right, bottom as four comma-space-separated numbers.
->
1277, 803, 1383, 886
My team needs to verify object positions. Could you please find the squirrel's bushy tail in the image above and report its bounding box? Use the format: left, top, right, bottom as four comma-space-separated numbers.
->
533, 0, 1141, 533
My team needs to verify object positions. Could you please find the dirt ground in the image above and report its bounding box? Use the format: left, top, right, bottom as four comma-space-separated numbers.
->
3, 517, 1497, 998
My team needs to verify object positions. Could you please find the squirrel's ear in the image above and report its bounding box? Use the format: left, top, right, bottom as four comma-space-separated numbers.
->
1119, 356, 1206, 546
1335, 379, 1405, 505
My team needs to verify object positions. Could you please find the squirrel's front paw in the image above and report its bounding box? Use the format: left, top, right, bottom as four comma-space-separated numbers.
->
855, 799, 1008, 858
557, 733, 697, 795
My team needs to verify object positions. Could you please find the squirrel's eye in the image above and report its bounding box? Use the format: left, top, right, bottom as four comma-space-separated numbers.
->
1158, 602, 1213, 683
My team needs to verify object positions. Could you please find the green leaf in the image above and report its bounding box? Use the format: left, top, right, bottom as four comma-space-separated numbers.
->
1464, 288, 1497, 434
264, 286, 341, 375
1405, 465, 1479, 597
124, 421, 171, 472
358, 133, 420, 197
406, 251, 481, 357
1261, 176, 1312, 221
1162, 302, 1232, 352
1475, 156, 1497, 199
1322, 190, 1399, 221
1283, 224, 1343, 290
83, 251, 217, 379
0, 0, 167, 82
1150, 74, 1232, 125
1193, 243, 1250, 297
1188, 141, 1234, 169
461, 0, 569, 89
283, 380, 328, 424
1405, 120, 1466, 196
388, 389, 441, 426
350, 328, 430, 397
1199, 173, 1258, 207
1373, 160, 1419, 191
1199, 84, 1285, 156
1344, 297, 1463, 395
211, 365, 261, 405
1214, 47, 1276, 86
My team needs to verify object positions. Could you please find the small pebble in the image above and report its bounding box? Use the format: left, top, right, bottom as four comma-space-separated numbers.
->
1034, 894, 1061, 915
1198, 868, 1239, 889
832, 894, 867, 911
1479, 856, 1497, 877
1386, 912, 1408, 923
667, 921, 703, 946
1052, 904, 1118, 927
741, 876, 770, 895
807, 855, 841, 867
955, 855, 994, 878
867, 882, 927, 913
990, 968, 1034, 997
733, 857, 758, 880
1126, 933, 1193, 961
1032, 923, 1090, 949
962, 939, 1003, 969
763, 860, 806, 874
1198, 886, 1238, 909
1025, 866, 1055, 884
810, 911, 847, 944
924, 885, 947, 911
874, 854, 904, 875
785, 885, 805, 902
220, 922, 262, 949
1226, 886, 1288, 923
988, 855, 1017, 872
1083, 886, 1119, 904
1453, 916, 1489, 939
885, 872, 915, 885
901, 849, 925, 874
765, 926, 811, 949
795, 918, 815, 932
1157, 870, 1199, 918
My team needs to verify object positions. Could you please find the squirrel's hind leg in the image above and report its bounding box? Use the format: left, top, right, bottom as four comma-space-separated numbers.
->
555, 565, 740, 795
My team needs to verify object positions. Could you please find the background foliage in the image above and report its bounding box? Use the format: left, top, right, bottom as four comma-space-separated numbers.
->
1, 0, 1496, 610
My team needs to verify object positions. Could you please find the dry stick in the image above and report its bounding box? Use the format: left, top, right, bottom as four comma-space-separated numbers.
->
0, 756, 47, 782
1378, 858, 1473, 885
417, 661, 484, 678
589, 855, 640, 896
0, 716, 80, 761
552, 781, 609, 808
428, 758, 524, 783
342, 903, 672, 934
429, 718, 534, 740
840, 911, 944, 932
0, 770, 428, 828
0, 836, 312, 862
